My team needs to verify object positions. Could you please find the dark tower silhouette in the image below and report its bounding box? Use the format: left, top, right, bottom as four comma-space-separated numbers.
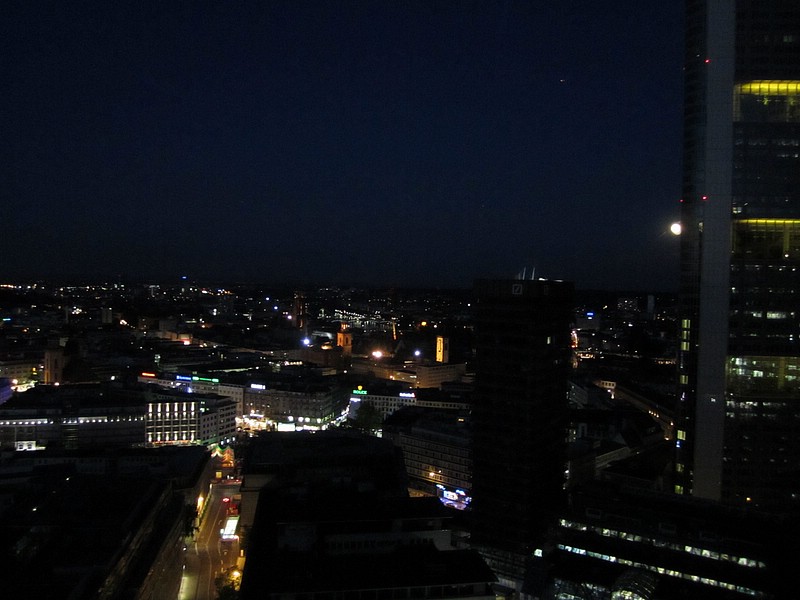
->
471, 278, 574, 590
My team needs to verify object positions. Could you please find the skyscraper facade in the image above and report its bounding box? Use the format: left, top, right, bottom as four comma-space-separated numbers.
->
471, 279, 574, 588
676, 0, 800, 513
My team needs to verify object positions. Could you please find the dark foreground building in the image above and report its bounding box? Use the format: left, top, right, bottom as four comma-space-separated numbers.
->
0, 446, 211, 599
471, 279, 574, 593
239, 494, 496, 600
238, 431, 496, 599
547, 480, 797, 599
675, 1, 800, 512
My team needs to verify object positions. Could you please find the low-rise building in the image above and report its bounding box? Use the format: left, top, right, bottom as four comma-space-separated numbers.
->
350, 358, 467, 389
0, 384, 145, 450
346, 383, 472, 421
0, 382, 236, 450
138, 372, 245, 417
139, 384, 236, 446
138, 371, 349, 431
243, 378, 349, 431
0, 356, 41, 385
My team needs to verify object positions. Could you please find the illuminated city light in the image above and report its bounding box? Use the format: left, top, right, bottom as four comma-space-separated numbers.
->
736, 80, 800, 96
670, 222, 682, 235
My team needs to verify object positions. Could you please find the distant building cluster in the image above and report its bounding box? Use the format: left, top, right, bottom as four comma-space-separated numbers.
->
4, 268, 792, 597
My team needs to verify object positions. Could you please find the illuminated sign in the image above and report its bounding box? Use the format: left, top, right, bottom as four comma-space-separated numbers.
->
192, 376, 220, 383
250, 383, 266, 390
175, 375, 192, 382
141, 372, 156, 378
352, 389, 368, 395
399, 392, 415, 398
435, 485, 472, 509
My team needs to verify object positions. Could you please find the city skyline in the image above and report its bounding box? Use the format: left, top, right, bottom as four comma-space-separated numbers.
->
4, 2, 684, 291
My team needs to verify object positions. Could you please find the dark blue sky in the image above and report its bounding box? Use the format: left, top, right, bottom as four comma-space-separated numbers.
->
3, 1, 684, 290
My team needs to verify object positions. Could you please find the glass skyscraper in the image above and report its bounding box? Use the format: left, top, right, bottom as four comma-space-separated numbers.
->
676, 0, 800, 513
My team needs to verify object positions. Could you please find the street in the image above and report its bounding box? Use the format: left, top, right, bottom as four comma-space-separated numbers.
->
178, 481, 241, 600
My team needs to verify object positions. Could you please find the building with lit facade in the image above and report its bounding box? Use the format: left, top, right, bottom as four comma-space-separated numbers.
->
675, 1, 800, 513
346, 382, 471, 421
0, 356, 41, 387
471, 278, 574, 592
139, 371, 349, 431
244, 377, 349, 430
383, 406, 472, 508
546, 480, 796, 599
139, 371, 245, 416
0, 382, 236, 450
142, 385, 236, 446
350, 358, 468, 389
0, 384, 146, 450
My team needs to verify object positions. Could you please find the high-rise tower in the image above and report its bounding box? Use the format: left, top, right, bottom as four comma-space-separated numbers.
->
471, 279, 574, 589
676, 1, 800, 513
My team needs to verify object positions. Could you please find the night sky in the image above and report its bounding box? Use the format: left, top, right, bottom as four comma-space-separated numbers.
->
3, 2, 684, 291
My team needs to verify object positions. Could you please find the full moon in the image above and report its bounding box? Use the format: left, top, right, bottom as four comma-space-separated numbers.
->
670, 222, 682, 236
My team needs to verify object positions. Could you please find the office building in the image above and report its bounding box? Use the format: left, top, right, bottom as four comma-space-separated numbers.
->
676, 1, 800, 512
471, 278, 574, 591
0, 382, 236, 450
383, 406, 472, 508
142, 384, 237, 446
549, 480, 796, 599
